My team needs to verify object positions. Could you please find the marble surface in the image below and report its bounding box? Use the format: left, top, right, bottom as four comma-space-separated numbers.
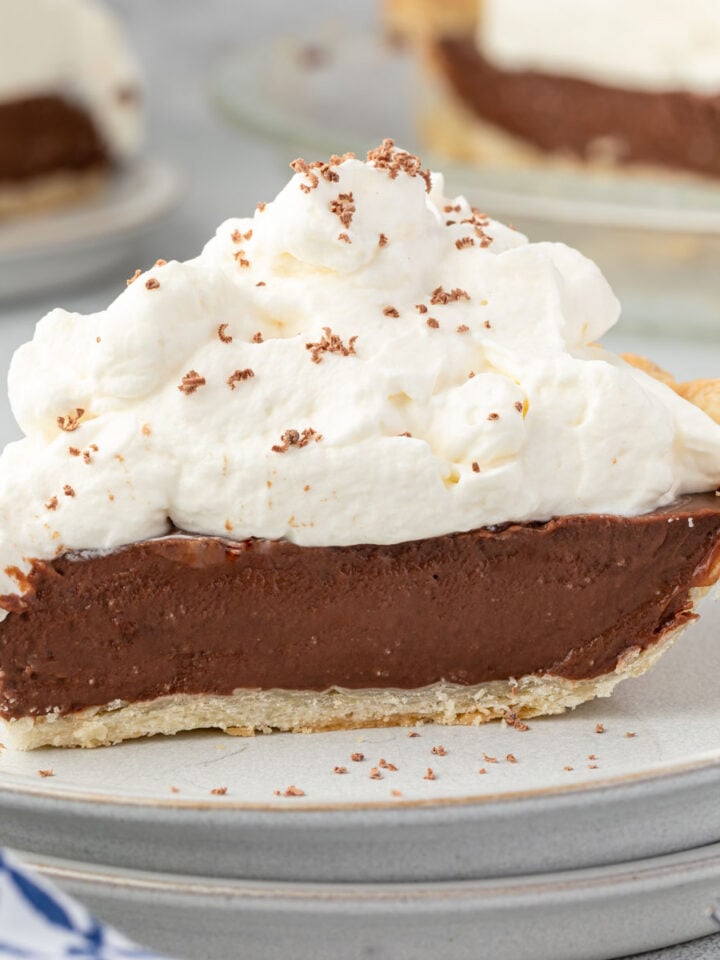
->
0, 2, 719, 957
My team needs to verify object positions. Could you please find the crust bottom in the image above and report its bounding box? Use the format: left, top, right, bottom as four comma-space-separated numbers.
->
0, 168, 109, 220
0, 619, 690, 750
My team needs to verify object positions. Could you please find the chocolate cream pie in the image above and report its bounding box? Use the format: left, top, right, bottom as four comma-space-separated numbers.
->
1, 141, 719, 750
0, 0, 142, 218
386, 0, 720, 176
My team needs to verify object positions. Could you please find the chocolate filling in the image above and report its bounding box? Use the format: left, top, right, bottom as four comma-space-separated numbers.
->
435, 37, 720, 176
0, 95, 110, 184
1, 494, 719, 721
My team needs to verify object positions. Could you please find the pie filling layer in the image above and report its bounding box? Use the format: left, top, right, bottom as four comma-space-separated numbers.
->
1, 493, 719, 722
434, 37, 720, 176
0, 94, 109, 184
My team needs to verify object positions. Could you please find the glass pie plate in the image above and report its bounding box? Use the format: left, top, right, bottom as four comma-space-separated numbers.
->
210, 29, 720, 340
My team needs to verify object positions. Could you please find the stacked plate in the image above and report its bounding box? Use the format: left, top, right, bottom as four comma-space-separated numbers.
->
2, 599, 720, 959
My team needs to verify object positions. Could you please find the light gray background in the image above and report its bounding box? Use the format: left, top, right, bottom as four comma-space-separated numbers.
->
2, 2, 720, 957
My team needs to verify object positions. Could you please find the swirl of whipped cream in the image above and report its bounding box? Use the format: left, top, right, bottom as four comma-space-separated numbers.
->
1, 143, 719, 609
480, 0, 720, 95
0, 0, 142, 159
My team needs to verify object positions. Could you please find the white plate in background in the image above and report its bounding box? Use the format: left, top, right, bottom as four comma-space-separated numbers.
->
0, 159, 184, 301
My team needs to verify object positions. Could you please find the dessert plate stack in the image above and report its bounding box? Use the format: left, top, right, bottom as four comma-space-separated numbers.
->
0, 597, 719, 958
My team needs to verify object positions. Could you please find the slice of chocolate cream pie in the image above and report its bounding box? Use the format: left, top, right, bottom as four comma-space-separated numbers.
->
1, 141, 719, 749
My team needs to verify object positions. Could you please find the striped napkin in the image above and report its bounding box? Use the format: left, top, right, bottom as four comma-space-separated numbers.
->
0, 849, 164, 959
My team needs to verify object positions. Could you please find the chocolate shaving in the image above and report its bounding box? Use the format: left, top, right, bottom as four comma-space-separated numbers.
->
504, 710, 530, 732
472, 462, 480, 473
44, 497, 58, 511
68, 447, 80, 457
431, 745, 447, 756
455, 237, 474, 250
369, 767, 383, 780
290, 153, 356, 193
290, 158, 319, 193
230, 229, 242, 243
337, 232, 351, 244
329, 192, 355, 228
415, 304, 428, 314
227, 369, 255, 389
424, 767, 436, 781
457, 324, 470, 333
383, 306, 400, 318
271, 428, 323, 453
38, 769, 54, 778
430, 286, 470, 305
366, 139, 431, 192
306, 327, 357, 363
211, 787, 228, 796
427, 318, 439, 329
145, 277, 160, 290
126, 268, 141, 286
252, 332, 264, 344
57, 409, 85, 433
351, 752, 365, 762
63, 485, 75, 497
333, 766, 348, 774
283, 785, 305, 797
218, 324, 232, 344
378, 233, 388, 247
178, 370, 206, 395
257, 201, 267, 212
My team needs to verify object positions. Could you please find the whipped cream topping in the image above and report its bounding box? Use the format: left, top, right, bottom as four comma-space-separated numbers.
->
480, 0, 720, 94
0, 0, 142, 159
1, 142, 719, 610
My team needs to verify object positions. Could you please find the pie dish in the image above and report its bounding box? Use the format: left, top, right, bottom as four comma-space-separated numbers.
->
0, 0, 142, 219
385, 0, 720, 178
1, 141, 719, 749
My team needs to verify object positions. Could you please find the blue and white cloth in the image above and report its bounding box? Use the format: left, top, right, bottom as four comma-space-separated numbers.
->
0, 849, 163, 959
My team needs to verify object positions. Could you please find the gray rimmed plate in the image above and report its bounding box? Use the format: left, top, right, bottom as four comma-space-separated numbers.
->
0, 598, 719, 884
23, 841, 720, 960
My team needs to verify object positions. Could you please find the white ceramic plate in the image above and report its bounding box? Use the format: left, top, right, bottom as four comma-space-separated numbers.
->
1, 597, 719, 883
0, 158, 184, 301
210, 33, 720, 338
24, 842, 720, 960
